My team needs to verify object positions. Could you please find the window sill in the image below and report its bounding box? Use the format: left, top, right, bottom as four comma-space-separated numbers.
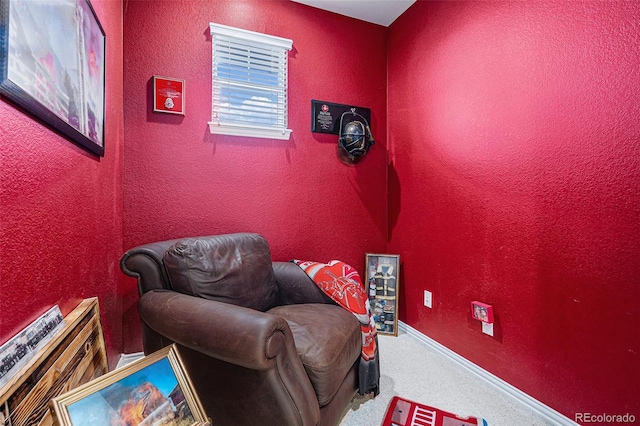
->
208, 122, 292, 140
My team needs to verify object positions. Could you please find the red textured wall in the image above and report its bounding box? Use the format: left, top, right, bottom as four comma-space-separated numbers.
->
388, 0, 639, 420
0, 1, 124, 367
121, 0, 388, 352
4, 1, 635, 418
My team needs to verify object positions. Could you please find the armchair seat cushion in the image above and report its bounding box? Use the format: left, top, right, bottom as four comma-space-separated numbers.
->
268, 304, 361, 407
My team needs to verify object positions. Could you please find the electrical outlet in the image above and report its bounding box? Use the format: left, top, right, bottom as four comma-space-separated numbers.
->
423, 290, 432, 308
482, 322, 494, 336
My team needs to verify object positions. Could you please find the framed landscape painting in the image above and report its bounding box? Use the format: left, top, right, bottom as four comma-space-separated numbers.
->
49, 345, 209, 426
0, 0, 106, 156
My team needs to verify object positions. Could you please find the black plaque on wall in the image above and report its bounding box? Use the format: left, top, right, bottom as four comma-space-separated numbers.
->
311, 100, 371, 135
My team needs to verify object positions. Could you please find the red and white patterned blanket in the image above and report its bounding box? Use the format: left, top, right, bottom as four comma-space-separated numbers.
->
292, 259, 380, 396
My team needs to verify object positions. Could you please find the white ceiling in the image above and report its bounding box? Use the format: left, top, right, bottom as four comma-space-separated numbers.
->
291, 0, 416, 27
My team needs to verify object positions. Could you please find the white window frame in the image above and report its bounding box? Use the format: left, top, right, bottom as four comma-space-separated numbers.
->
208, 23, 293, 140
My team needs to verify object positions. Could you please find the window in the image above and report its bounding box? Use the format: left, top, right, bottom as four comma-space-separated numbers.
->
208, 23, 293, 140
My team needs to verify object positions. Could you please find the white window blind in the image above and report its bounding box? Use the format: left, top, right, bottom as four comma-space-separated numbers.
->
208, 23, 293, 140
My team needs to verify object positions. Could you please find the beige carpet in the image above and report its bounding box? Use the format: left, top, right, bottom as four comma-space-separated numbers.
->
119, 329, 564, 425
338, 331, 558, 426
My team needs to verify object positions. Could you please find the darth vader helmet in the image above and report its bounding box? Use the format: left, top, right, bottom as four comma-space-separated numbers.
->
338, 111, 375, 161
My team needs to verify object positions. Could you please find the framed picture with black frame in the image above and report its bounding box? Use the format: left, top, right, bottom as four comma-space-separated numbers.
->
366, 253, 400, 336
49, 345, 210, 426
0, 0, 106, 156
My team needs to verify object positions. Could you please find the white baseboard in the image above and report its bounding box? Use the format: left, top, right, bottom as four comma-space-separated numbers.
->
399, 321, 579, 426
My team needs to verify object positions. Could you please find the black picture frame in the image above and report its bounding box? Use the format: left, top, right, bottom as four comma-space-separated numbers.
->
0, 0, 106, 156
311, 99, 371, 135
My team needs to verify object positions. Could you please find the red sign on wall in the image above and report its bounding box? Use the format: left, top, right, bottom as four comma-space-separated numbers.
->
153, 76, 185, 115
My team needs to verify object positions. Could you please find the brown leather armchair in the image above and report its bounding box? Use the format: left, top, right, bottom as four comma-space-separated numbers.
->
120, 233, 363, 426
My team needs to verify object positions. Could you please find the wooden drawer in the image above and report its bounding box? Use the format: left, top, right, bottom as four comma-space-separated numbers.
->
0, 298, 108, 426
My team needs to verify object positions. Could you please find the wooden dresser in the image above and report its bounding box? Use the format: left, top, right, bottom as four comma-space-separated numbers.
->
0, 298, 108, 426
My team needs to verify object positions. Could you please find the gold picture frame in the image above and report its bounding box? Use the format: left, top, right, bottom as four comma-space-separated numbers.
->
365, 253, 400, 336
49, 345, 209, 426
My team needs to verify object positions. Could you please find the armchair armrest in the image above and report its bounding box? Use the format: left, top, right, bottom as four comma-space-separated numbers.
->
139, 290, 322, 425
272, 261, 334, 305
138, 290, 294, 371
121, 239, 184, 294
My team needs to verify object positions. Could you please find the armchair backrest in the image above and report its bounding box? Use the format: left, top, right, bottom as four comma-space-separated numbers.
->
121, 233, 279, 311
163, 233, 278, 311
